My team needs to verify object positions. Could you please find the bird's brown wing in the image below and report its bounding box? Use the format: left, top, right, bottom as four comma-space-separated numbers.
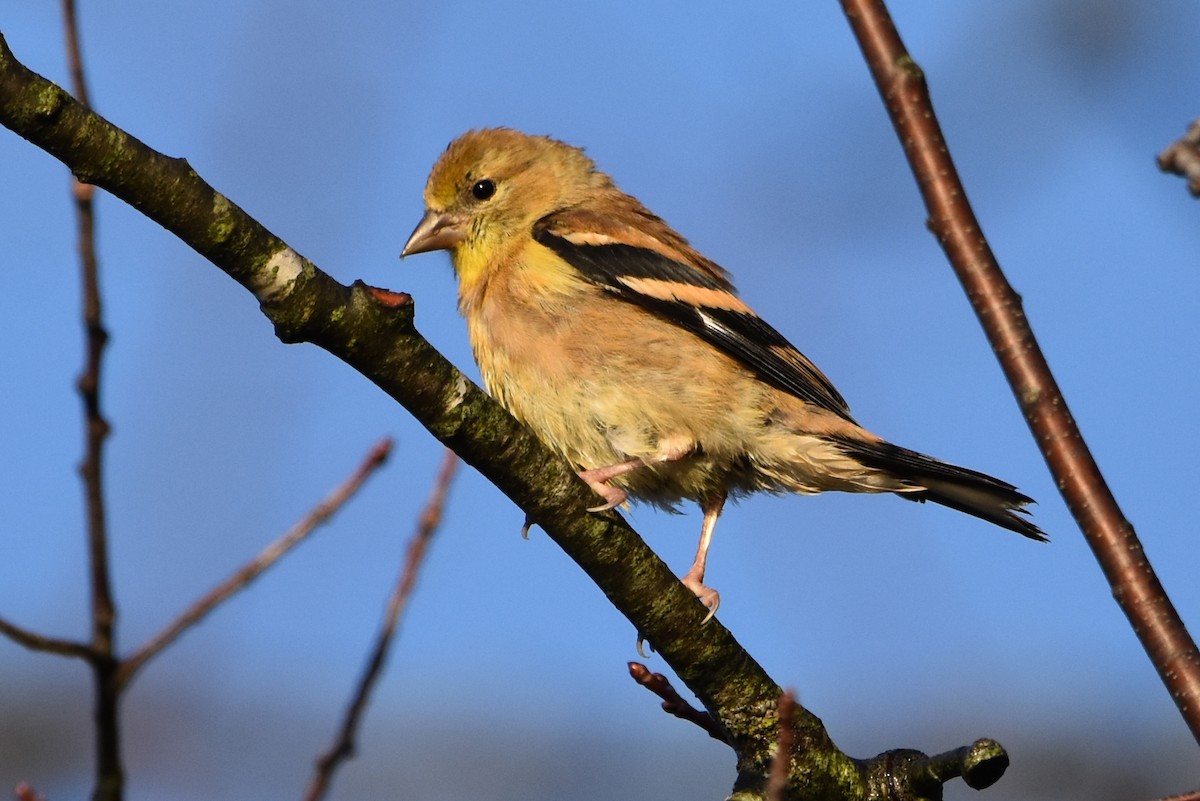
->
534, 214, 855, 423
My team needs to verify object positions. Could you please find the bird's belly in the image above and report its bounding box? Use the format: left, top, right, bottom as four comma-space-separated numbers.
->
469, 304, 776, 506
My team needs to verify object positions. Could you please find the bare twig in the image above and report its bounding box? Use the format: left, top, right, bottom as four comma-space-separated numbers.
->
766, 690, 796, 801
0, 617, 93, 661
60, 0, 91, 109
115, 438, 394, 690
627, 662, 727, 742
62, 0, 109, 648
1157, 119, 1200, 196
840, 0, 1200, 746
15, 782, 47, 801
59, 2, 123, 798
1151, 789, 1200, 801
303, 449, 459, 801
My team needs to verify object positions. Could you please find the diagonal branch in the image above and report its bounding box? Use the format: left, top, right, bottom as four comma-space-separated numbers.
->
0, 617, 94, 660
840, 0, 1200, 745
1151, 789, 1200, 801
628, 661, 726, 742
303, 448, 459, 801
115, 438, 393, 691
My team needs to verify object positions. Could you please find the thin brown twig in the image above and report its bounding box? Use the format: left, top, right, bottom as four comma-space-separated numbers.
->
60, 2, 122, 798
1157, 119, 1200, 197
114, 438, 394, 690
0, 617, 94, 661
61, 0, 90, 109
15, 782, 47, 801
766, 690, 796, 801
840, 0, 1200, 746
1150, 789, 1200, 801
63, 0, 109, 648
303, 448, 459, 801
627, 662, 727, 742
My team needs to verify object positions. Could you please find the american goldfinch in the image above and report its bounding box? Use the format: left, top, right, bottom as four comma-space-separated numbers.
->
402, 127, 1044, 618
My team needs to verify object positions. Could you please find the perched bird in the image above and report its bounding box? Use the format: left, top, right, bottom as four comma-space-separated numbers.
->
402, 127, 1044, 618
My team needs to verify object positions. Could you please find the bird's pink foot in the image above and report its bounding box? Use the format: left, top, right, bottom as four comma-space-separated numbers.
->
577, 459, 643, 511
582, 480, 628, 512
681, 569, 720, 623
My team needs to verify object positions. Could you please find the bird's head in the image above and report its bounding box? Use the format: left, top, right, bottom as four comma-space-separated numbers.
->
401, 128, 611, 268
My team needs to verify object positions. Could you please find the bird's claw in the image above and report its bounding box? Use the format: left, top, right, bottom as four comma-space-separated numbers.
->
581, 479, 629, 512
577, 462, 643, 512
586, 497, 625, 513
681, 574, 720, 624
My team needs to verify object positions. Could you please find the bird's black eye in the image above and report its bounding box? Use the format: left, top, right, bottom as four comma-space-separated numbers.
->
471, 179, 496, 201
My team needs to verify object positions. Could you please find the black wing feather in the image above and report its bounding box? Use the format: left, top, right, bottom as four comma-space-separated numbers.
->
534, 227, 854, 422
833, 437, 1047, 541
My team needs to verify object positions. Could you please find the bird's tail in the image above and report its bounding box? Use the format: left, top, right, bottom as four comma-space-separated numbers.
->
833, 437, 1047, 541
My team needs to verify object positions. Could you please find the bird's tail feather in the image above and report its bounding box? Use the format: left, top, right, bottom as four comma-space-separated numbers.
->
833, 438, 1047, 542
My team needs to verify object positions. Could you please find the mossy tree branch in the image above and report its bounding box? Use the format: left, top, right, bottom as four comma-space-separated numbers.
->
0, 30, 1002, 800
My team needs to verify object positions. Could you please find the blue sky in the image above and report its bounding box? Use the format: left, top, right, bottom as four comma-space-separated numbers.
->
3, 2, 1199, 799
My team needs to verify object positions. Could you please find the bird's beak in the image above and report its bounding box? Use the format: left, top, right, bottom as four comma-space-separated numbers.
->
401, 209, 467, 257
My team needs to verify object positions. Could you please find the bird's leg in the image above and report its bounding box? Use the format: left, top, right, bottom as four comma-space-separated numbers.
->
680, 491, 727, 623
577, 459, 645, 512
526, 457, 641, 537
634, 487, 725, 654
577, 437, 697, 512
